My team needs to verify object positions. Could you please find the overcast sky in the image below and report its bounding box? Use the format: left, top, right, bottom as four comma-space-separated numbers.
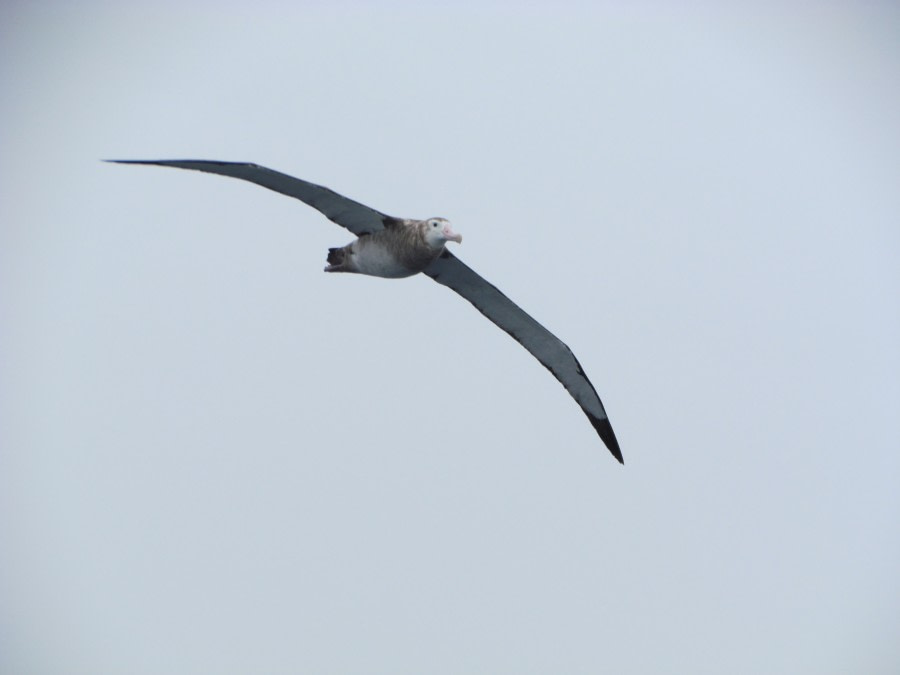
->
2, 2, 899, 673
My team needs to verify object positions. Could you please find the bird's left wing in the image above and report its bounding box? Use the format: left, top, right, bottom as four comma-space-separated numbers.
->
424, 250, 623, 463
106, 160, 391, 236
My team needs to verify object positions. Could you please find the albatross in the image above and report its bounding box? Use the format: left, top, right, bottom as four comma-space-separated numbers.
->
109, 160, 624, 463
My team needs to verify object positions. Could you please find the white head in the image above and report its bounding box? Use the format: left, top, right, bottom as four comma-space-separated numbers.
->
422, 217, 463, 250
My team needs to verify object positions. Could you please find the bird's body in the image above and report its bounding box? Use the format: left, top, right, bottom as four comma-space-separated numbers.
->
326, 217, 461, 277
109, 159, 624, 463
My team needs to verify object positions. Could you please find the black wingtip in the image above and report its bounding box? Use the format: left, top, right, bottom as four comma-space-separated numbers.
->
103, 159, 162, 164
588, 413, 624, 464
103, 159, 158, 165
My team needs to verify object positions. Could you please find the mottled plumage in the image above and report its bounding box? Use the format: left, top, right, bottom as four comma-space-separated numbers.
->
325, 217, 461, 277
108, 159, 623, 463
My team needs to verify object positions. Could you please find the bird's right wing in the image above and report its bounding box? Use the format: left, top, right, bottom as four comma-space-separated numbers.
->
106, 160, 392, 236
424, 250, 623, 463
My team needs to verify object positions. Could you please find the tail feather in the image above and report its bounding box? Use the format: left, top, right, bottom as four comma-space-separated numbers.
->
327, 247, 344, 266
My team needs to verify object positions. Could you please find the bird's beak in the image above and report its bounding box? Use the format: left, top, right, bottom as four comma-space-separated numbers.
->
444, 227, 462, 244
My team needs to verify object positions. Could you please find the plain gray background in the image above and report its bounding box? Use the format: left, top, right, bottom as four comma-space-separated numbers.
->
2, 2, 899, 673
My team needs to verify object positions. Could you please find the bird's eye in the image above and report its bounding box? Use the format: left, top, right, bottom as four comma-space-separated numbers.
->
432, 221, 438, 228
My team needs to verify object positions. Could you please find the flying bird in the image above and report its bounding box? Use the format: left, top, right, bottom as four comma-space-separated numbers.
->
109, 160, 623, 463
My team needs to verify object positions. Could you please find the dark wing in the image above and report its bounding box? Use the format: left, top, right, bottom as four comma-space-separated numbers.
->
106, 160, 391, 236
424, 250, 623, 463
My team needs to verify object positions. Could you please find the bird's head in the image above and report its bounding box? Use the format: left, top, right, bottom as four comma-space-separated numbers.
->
422, 217, 462, 250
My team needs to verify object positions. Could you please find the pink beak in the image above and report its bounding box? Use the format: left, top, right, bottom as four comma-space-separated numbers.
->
443, 226, 462, 244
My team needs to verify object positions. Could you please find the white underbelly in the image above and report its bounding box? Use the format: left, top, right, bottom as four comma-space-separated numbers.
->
353, 242, 416, 278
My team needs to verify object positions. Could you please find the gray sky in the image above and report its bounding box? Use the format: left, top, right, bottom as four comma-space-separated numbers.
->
2, 2, 899, 673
